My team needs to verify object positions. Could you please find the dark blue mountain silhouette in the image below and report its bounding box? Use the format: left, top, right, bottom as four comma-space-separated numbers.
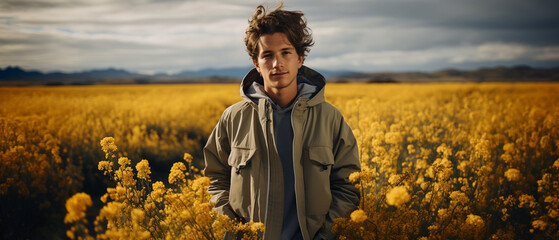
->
1, 65, 558, 85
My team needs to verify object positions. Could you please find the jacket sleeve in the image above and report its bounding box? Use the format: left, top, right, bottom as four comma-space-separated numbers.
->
203, 111, 238, 220
316, 116, 361, 239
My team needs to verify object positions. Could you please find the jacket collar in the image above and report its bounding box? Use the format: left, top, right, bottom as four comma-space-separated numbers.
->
240, 65, 326, 107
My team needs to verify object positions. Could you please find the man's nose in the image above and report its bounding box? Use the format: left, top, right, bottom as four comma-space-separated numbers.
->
273, 55, 282, 68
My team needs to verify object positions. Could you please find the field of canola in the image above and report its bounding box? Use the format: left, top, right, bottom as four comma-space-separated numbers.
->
0, 83, 557, 239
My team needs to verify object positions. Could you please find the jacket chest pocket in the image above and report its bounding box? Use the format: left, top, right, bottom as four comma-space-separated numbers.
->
304, 146, 334, 216
228, 147, 254, 174
227, 147, 255, 218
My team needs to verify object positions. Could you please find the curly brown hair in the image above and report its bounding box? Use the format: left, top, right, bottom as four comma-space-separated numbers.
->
244, 3, 314, 61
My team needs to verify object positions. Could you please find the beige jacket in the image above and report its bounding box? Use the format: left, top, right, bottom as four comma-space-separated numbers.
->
204, 66, 360, 240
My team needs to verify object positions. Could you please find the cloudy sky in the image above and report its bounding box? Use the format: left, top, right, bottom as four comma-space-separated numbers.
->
1, 0, 559, 74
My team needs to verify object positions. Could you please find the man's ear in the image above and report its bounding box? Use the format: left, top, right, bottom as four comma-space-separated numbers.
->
252, 58, 260, 73
298, 55, 304, 68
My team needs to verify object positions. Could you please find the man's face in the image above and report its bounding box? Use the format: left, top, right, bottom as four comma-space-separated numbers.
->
252, 32, 303, 93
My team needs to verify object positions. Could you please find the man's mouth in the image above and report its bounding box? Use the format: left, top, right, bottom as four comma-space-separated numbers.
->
271, 72, 287, 76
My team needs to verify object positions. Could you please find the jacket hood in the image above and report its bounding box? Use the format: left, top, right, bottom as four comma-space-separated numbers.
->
240, 65, 326, 107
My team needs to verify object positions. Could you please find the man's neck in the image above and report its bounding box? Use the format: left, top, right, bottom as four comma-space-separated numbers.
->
265, 85, 298, 109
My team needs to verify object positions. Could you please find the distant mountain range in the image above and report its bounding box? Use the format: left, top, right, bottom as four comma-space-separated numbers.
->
1, 65, 558, 86
331, 65, 559, 83
0, 67, 146, 85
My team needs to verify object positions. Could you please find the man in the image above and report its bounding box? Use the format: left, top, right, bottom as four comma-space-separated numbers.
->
204, 4, 360, 240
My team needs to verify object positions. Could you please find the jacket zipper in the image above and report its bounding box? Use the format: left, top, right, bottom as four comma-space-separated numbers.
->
291, 98, 310, 240
263, 100, 272, 237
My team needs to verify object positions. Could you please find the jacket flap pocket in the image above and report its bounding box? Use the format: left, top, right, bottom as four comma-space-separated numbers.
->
308, 146, 334, 166
228, 147, 255, 168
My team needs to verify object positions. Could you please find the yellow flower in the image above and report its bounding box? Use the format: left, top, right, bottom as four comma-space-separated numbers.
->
100, 193, 109, 203
169, 162, 187, 184
250, 222, 265, 232
151, 181, 165, 202
116, 186, 126, 196
388, 174, 401, 185
350, 209, 367, 223
98, 161, 113, 175
503, 143, 515, 153
115, 166, 136, 186
438, 208, 448, 218
64, 193, 92, 223
466, 214, 484, 228
544, 196, 559, 205
553, 158, 559, 169
407, 144, 416, 154
518, 194, 537, 208
504, 168, 521, 181
181, 209, 192, 219
118, 157, 131, 167
386, 186, 410, 207
548, 209, 559, 219
532, 220, 547, 230
450, 191, 468, 205
501, 208, 509, 221
436, 143, 452, 158
191, 176, 210, 192
385, 132, 403, 144
100, 137, 117, 156
135, 159, 151, 180
184, 153, 193, 163
99, 201, 123, 219
131, 208, 145, 222
348, 171, 360, 183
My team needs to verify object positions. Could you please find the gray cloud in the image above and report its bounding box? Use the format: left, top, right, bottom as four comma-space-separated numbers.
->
1, 0, 558, 73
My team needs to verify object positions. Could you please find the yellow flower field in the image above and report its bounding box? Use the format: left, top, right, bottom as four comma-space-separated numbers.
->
0, 83, 557, 239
